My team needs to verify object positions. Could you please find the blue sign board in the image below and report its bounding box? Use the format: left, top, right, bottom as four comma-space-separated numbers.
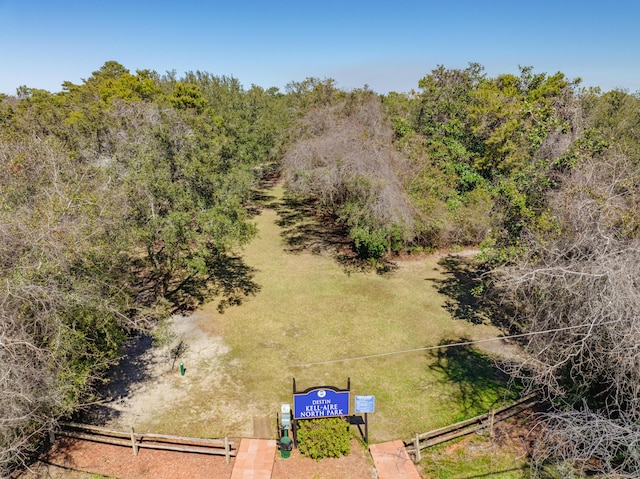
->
355, 395, 375, 413
293, 388, 350, 419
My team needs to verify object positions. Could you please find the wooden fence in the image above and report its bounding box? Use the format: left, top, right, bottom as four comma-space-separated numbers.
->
405, 393, 540, 463
54, 422, 236, 464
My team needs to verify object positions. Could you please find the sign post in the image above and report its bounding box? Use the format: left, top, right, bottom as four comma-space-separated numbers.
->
355, 395, 375, 443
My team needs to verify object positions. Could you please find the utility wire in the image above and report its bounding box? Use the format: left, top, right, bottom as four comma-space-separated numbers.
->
298, 318, 625, 367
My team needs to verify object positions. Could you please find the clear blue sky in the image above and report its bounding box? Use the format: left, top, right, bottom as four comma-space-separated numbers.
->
1, 0, 639, 95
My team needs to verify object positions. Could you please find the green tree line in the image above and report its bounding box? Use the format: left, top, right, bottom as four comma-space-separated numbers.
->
282, 64, 582, 258
0, 61, 292, 473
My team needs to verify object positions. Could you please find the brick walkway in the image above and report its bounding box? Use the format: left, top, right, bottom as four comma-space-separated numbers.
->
369, 440, 421, 479
230, 438, 277, 479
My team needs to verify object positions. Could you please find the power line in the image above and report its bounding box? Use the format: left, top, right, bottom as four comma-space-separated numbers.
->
298, 318, 625, 367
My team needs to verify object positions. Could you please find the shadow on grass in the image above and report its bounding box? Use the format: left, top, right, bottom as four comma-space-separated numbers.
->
207, 253, 261, 313
272, 192, 399, 275
79, 333, 156, 425
162, 250, 261, 314
430, 256, 512, 330
274, 194, 351, 255
429, 340, 517, 415
247, 188, 277, 216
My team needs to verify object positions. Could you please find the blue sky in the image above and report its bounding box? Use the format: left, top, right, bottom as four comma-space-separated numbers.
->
1, 0, 639, 95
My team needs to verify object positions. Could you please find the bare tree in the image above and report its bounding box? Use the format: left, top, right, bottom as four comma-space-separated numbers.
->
0, 282, 67, 475
493, 150, 640, 476
0, 135, 131, 474
283, 92, 416, 254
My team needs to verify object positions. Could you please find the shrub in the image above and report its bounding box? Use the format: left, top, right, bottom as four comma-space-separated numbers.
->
296, 417, 351, 460
350, 225, 387, 258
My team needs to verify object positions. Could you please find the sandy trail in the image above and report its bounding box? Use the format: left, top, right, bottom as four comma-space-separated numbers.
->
89, 313, 233, 433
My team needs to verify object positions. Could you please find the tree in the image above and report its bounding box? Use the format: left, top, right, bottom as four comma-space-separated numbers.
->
0, 133, 132, 474
492, 148, 640, 476
470, 67, 578, 176
178, 72, 293, 168
387, 65, 494, 248
285, 77, 342, 110
99, 94, 258, 309
0, 62, 264, 472
283, 89, 415, 257
414, 63, 485, 165
580, 88, 640, 163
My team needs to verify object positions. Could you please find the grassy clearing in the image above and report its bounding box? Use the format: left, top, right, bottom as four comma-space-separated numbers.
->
139, 185, 520, 444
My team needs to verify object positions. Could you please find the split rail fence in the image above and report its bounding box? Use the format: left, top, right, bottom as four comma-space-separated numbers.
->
54, 422, 236, 464
406, 393, 540, 463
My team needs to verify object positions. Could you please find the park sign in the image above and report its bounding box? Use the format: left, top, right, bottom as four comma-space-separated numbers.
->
293, 387, 350, 419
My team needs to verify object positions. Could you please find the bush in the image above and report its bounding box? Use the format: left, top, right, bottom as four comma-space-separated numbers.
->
350, 225, 388, 258
296, 417, 351, 460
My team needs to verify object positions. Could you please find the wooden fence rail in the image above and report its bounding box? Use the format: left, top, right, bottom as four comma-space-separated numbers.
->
405, 393, 540, 463
54, 422, 236, 464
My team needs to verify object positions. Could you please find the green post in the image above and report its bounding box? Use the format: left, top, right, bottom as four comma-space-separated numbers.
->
180, 362, 185, 376
279, 429, 292, 459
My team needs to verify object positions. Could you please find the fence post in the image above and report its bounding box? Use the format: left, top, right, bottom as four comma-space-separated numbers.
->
224, 436, 230, 464
414, 433, 421, 463
130, 426, 138, 456
49, 430, 55, 444
488, 408, 495, 443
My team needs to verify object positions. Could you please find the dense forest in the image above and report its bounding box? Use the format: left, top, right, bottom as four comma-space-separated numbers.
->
2, 61, 640, 476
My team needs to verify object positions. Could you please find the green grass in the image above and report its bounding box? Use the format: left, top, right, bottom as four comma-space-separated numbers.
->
421, 435, 529, 478
139, 185, 520, 446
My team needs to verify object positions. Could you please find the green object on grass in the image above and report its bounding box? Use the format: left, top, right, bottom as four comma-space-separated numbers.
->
279, 430, 292, 459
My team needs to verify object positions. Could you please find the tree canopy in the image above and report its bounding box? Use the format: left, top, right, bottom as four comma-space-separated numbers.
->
0, 61, 291, 473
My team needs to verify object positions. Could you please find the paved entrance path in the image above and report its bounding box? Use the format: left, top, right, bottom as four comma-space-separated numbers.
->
230, 438, 277, 479
369, 440, 421, 479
